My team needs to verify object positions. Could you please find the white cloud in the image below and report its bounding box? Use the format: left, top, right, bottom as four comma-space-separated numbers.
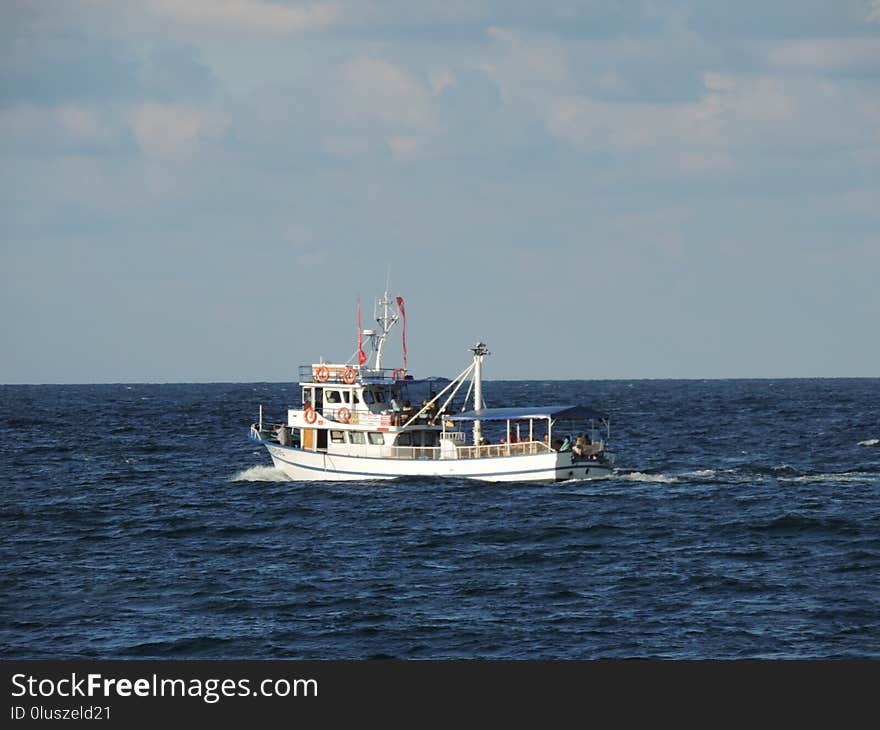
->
338, 57, 435, 131
0, 103, 119, 150
532, 68, 880, 174
56, 105, 117, 145
549, 74, 794, 154
767, 37, 880, 71
429, 67, 456, 96
142, 0, 339, 34
130, 103, 227, 158
481, 27, 572, 107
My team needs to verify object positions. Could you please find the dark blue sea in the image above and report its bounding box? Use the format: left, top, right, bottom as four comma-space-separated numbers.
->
2, 379, 879, 659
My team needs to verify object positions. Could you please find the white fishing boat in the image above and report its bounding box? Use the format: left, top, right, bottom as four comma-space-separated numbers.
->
249, 290, 615, 482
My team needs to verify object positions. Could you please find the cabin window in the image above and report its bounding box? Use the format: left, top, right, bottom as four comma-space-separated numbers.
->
325, 390, 341, 404
342, 390, 352, 404
368, 432, 385, 445
375, 390, 386, 403
330, 430, 345, 444
362, 390, 374, 404
396, 432, 412, 446
350, 431, 365, 444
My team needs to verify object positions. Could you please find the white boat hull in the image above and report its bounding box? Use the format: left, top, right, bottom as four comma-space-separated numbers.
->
263, 442, 612, 482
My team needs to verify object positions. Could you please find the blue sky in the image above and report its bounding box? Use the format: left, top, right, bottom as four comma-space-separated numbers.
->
2, 1, 879, 383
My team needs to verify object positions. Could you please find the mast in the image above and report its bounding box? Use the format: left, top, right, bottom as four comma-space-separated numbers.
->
374, 290, 398, 370
469, 341, 489, 445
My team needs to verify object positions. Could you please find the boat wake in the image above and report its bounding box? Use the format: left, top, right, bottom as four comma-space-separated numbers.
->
609, 465, 879, 487
776, 471, 879, 484
230, 465, 290, 482
615, 471, 679, 484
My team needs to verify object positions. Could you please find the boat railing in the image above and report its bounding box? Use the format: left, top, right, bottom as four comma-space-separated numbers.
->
298, 365, 410, 383
456, 441, 554, 459
386, 440, 554, 460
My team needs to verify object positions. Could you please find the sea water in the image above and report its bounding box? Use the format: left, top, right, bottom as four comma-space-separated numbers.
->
2, 379, 879, 658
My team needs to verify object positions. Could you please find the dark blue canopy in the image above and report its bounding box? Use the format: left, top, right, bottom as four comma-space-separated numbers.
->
447, 405, 608, 422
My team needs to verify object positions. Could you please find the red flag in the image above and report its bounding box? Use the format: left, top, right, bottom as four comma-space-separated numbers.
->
396, 296, 407, 371
357, 299, 367, 365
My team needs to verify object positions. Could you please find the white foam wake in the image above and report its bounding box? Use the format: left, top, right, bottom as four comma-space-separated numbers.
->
617, 471, 679, 484
777, 472, 878, 484
680, 469, 716, 479
231, 465, 289, 482
858, 438, 879, 447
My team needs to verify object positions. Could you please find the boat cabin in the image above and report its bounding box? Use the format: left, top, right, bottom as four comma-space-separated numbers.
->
278, 363, 445, 457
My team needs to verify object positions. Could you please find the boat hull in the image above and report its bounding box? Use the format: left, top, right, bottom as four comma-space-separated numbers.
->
262, 442, 612, 482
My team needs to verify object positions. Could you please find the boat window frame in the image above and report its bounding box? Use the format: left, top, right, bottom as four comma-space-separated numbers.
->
368, 432, 385, 445
325, 389, 342, 404
329, 430, 345, 444
349, 431, 365, 444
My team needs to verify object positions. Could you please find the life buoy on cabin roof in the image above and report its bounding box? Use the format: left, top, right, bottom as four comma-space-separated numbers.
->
342, 367, 357, 385
392, 368, 406, 381
315, 366, 330, 383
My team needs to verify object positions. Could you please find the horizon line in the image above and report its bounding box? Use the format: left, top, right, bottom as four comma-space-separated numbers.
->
2, 375, 879, 386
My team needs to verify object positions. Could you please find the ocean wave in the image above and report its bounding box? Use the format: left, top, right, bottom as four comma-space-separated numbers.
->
680, 469, 716, 479
858, 438, 879, 447
755, 514, 858, 534
616, 471, 679, 484
777, 472, 879, 484
230, 465, 289, 482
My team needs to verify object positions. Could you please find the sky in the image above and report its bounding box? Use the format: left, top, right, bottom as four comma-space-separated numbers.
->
1, 0, 879, 383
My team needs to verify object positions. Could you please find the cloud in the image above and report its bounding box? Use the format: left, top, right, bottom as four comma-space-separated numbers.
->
130, 103, 227, 158
429, 67, 456, 96
481, 26, 572, 107
142, 0, 340, 34
542, 75, 794, 169
767, 37, 880, 72
0, 102, 119, 152
338, 57, 435, 130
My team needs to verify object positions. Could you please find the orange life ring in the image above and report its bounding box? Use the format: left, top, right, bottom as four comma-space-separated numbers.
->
337, 407, 351, 423
392, 368, 406, 381
304, 407, 317, 424
342, 367, 357, 385
315, 365, 330, 383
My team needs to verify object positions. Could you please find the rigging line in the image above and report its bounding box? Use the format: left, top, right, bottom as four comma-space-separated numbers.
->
437, 363, 475, 421
461, 377, 475, 413
399, 362, 474, 429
